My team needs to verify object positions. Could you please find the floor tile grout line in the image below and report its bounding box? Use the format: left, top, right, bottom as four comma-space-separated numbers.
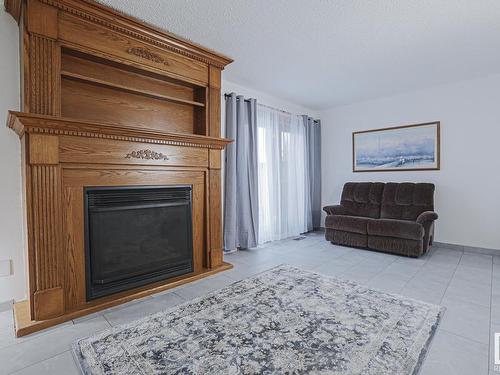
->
439, 328, 490, 348
0, 320, 76, 353
438, 250, 464, 305
102, 314, 113, 327
388, 248, 435, 294
5, 346, 70, 375
7, 350, 74, 375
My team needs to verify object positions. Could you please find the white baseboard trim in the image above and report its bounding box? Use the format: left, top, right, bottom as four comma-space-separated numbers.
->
433, 241, 500, 257
0, 299, 13, 313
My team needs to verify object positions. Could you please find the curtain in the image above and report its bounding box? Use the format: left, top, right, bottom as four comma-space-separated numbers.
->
223, 93, 259, 250
304, 116, 322, 230
257, 105, 308, 243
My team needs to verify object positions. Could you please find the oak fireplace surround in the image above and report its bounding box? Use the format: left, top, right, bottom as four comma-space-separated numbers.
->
5, 0, 233, 336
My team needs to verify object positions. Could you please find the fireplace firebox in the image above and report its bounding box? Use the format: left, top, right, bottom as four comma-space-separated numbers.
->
84, 185, 193, 300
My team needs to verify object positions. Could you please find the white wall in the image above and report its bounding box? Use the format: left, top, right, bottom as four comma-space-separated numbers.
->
221, 80, 320, 119
320, 74, 500, 250
0, 12, 26, 304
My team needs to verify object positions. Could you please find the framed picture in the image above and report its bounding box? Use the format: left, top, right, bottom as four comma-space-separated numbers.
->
352, 121, 440, 172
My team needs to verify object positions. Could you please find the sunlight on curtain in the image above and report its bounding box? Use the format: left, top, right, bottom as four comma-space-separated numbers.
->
257, 105, 309, 243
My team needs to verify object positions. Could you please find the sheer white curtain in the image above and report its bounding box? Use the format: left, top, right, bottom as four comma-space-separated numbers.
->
257, 105, 309, 243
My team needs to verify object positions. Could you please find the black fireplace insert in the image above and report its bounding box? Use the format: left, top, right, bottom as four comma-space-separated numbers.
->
84, 185, 193, 300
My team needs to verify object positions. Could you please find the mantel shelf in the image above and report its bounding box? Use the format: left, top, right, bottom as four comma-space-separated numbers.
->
7, 111, 232, 150
61, 71, 206, 108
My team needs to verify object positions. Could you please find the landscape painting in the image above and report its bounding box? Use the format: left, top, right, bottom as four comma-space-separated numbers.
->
353, 122, 440, 172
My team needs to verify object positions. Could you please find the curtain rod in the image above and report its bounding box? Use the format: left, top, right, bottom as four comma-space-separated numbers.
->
223, 93, 320, 122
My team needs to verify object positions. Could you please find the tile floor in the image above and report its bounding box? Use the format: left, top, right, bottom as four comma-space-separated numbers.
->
1, 231, 499, 374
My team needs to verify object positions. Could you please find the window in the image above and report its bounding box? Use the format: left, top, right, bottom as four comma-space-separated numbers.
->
257, 105, 308, 243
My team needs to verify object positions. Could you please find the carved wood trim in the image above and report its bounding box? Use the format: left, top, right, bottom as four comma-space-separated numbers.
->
39, 0, 233, 68
28, 35, 61, 115
125, 149, 169, 161
29, 165, 64, 291
8, 111, 233, 150
208, 169, 223, 268
126, 47, 169, 66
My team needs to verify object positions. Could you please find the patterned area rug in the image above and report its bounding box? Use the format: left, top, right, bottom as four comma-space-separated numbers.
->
73, 265, 444, 374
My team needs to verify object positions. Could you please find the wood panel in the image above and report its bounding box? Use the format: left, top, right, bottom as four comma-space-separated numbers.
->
208, 66, 222, 137
63, 186, 85, 310
207, 66, 223, 267
29, 134, 59, 164
208, 169, 223, 268
33, 287, 64, 320
28, 163, 64, 319
61, 51, 198, 103
59, 136, 209, 167
59, 12, 209, 85
30, 165, 62, 290
26, 0, 58, 39
191, 183, 205, 273
61, 78, 195, 133
27, 34, 61, 115
209, 149, 221, 169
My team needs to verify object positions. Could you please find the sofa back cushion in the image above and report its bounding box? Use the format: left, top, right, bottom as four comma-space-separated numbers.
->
340, 182, 385, 218
380, 182, 435, 221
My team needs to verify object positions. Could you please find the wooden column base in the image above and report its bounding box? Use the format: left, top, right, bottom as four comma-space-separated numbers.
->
33, 287, 65, 320
13, 262, 233, 337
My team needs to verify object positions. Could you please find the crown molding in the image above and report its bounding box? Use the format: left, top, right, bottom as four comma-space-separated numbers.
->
7, 111, 233, 150
39, 0, 233, 68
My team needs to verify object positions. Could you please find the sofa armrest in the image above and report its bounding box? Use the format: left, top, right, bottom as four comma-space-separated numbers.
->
323, 205, 350, 216
416, 211, 438, 224
416, 211, 438, 253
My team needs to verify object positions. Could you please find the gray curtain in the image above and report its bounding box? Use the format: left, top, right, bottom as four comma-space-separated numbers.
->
224, 93, 259, 250
304, 116, 322, 231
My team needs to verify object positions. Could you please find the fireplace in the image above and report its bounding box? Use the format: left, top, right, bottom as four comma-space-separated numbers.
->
84, 185, 194, 300
7, 0, 233, 336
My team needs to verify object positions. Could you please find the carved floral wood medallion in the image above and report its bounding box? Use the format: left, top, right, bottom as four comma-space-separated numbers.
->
126, 47, 170, 66
126, 149, 169, 160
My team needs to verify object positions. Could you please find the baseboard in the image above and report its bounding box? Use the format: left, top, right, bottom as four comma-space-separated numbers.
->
0, 299, 13, 312
433, 242, 500, 257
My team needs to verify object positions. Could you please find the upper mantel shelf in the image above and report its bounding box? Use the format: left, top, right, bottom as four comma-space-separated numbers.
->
7, 111, 233, 150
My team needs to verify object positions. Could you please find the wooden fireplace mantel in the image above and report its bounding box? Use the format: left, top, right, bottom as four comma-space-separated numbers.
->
5, 0, 233, 337
8, 112, 232, 150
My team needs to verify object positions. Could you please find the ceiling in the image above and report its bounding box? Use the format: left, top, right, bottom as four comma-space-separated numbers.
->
98, 0, 500, 110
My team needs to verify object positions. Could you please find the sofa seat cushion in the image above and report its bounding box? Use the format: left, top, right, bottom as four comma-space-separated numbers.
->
325, 215, 370, 234
368, 236, 423, 257
326, 228, 368, 248
367, 218, 424, 240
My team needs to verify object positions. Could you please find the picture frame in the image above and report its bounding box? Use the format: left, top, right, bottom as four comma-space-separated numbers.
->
352, 121, 440, 172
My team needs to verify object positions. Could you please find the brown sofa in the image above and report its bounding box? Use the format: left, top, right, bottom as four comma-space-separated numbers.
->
323, 182, 438, 257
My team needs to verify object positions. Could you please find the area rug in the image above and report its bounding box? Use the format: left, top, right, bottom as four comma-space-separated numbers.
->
73, 265, 444, 374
